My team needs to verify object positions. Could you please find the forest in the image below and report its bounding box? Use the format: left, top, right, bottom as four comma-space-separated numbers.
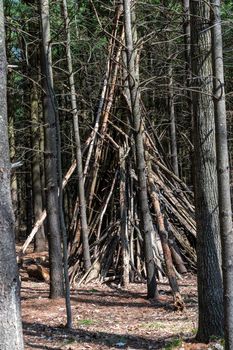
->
0, 0, 233, 349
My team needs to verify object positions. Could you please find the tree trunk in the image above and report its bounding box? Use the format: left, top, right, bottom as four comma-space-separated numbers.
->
168, 61, 179, 177
39, 0, 64, 298
183, 0, 191, 81
31, 81, 46, 252
28, 6, 46, 252
123, 0, 158, 299
62, 0, 91, 271
211, 1, 233, 348
9, 108, 19, 240
182, 0, 194, 187
119, 146, 130, 287
190, 0, 223, 341
0, 2, 24, 348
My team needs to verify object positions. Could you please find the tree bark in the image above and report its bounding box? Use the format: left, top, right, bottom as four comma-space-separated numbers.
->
119, 146, 130, 287
182, 0, 194, 187
39, 0, 64, 298
0, 2, 24, 348
190, 0, 223, 341
183, 0, 191, 82
123, 0, 158, 299
62, 0, 91, 271
168, 61, 179, 177
9, 108, 19, 240
211, 1, 233, 348
31, 81, 46, 252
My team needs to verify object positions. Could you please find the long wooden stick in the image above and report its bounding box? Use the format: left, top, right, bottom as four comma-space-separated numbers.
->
147, 154, 184, 310
21, 160, 77, 254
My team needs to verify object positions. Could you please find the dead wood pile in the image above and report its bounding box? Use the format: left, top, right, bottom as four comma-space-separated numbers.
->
67, 6, 196, 287
20, 6, 197, 298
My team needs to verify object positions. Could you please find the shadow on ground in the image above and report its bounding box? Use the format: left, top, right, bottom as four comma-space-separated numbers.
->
23, 321, 177, 350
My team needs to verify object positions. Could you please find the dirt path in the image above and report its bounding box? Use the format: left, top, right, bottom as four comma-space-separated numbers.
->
21, 274, 212, 350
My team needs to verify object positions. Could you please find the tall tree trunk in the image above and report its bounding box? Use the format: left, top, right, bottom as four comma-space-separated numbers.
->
62, 0, 91, 271
28, 6, 46, 252
9, 109, 19, 240
39, 0, 64, 298
182, 0, 194, 187
119, 145, 130, 287
168, 61, 179, 177
190, 0, 223, 341
123, 0, 158, 299
0, 2, 24, 348
211, 1, 233, 348
183, 0, 191, 81
31, 81, 46, 252
25, 154, 33, 236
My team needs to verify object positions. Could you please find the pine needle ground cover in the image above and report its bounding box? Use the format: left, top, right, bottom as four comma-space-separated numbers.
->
21, 272, 223, 350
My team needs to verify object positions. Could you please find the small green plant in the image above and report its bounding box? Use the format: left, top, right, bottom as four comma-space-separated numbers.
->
210, 335, 219, 341
164, 338, 182, 350
220, 338, 225, 346
190, 327, 197, 335
77, 319, 95, 326
140, 322, 165, 330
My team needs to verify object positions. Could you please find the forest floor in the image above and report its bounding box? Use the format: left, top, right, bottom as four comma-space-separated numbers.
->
20, 269, 224, 350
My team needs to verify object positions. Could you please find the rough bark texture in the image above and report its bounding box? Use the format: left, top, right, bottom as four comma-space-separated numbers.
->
168, 63, 179, 177
62, 0, 91, 271
25, 1, 46, 252
123, 0, 158, 299
31, 81, 46, 252
40, 0, 64, 298
119, 146, 130, 286
190, 0, 224, 341
9, 113, 19, 239
211, 1, 233, 348
183, 0, 191, 80
183, 0, 194, 186
0, 2, 24, 348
